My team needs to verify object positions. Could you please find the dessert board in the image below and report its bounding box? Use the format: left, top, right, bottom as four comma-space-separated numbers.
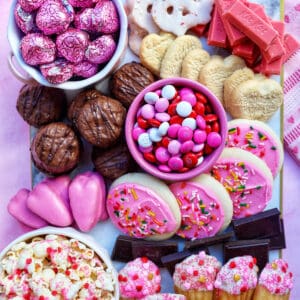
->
29, 0, 283, 293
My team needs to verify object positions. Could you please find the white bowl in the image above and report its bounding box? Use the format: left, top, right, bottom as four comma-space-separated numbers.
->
7, 0, 128, 90
0, 226, 120, 299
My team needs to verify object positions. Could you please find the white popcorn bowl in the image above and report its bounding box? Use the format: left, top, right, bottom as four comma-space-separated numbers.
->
7, 0, 128, 90
0, 226, 120, 299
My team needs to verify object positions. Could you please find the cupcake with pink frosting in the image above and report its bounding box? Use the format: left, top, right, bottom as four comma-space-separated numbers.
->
214, 256, 258, 300
253, 259, 293, 300
118, 257, 161, 299
173, 251, 221, 300
142, 294, 186, 300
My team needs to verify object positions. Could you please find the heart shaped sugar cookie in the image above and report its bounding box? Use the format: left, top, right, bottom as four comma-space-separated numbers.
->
228, 78, 283, 121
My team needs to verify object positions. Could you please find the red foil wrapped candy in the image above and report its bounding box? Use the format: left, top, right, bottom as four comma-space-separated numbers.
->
14, 3, 36, 34
74, 60, 98, 78
19, 0, 45, 12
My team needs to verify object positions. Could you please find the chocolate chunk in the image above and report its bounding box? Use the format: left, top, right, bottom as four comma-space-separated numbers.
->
110, 62, 155, 108
224, 239, 269, 271
111, 235, 138, 262
233, 208, 281, 239
77, 94, 126, 148
267, 219, 286, 250
161, 248, 209, 275
184, 231, 234, 250
131, 240, 178, 267
16, 84, 67, 127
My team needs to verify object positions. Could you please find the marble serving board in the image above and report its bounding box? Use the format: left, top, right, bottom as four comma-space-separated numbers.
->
31, 0, 282, 293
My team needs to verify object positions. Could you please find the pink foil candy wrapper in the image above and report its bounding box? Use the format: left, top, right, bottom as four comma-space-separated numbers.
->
20, 33, 56, 65
85, 34, 116, 64
36, 0, 72, 35
68, 0, 97, 8
14, 3, 36, 34
40, 59, 74, 84
19, 0, 45, 12
56, 28, 89, 63
74, 8, 95, 32
74, 60, 98, 77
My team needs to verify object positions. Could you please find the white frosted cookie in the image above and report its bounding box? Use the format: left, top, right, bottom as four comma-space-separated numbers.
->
128, 21, 148, 56
181, 48, 210, 81
151, 0, 214, 36
160, 35, 202, 78
107, 173, 181, 241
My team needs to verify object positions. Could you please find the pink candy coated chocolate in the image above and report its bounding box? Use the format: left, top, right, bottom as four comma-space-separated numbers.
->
74, 60, 98, 77
19, 0, 45, 12
36, 0, 72, 35
27, 176, 73, 227
14, 3, 36, 34
20, 33, 56, 65
56, 28, 89, 63
85, 34, 116, 64
40, 59, 74, 84
7, 188, 48, 229
69, 0, 97, 7
69, 171, 107, 232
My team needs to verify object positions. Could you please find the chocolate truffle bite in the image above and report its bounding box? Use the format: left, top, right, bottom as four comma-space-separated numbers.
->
77, 94, 126, 148
31, 122, 80, 175
16, 84, 67, 127
110, 62, 155, 108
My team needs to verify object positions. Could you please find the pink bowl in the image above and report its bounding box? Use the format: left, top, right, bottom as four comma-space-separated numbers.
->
125, 78, 228, 182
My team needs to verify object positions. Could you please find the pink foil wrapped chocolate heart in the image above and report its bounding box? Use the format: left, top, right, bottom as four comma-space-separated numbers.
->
36, 0, 72, 35
20, 33, 56, 65
85, 34, 116, 64
74, 60, 98, 77
7, 188, 48, 229
74, 8, 95, 32
56, 28, 89, 63
69, 171, 108, 232
19, 0, 45, 12
14, 3, 36, 34
68, 0, 97, 8
40, 59, 74, 84
27, 176, 73, 227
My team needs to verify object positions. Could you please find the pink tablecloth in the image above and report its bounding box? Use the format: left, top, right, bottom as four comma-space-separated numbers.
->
0, 0, 300, 298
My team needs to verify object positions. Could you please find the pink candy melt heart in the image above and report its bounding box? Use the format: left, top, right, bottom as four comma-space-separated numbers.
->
69, 171, 107, 232
7, 188, 48, 229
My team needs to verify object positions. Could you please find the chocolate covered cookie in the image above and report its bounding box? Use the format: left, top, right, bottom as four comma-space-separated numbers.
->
77, 94, 126, 148
31, 122, 80, 175
16, 84, 67, 127
110, 62, 155, 108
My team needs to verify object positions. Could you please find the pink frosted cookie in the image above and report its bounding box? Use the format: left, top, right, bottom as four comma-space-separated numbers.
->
142, 294, 186, 300
253, 259, 293, 299
107, 173, 181, 240
211, 148, 273, 219
173, 251, 221, 299
214, 256, 259, 299
226, 119, 284, 177
169, 174, 233, 240
118, 257, 161, 299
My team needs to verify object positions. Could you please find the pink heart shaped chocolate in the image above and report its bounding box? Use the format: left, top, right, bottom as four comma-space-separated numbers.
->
27, 176, 73, 226
69, 171, 107, 232
7, 188, 48, 229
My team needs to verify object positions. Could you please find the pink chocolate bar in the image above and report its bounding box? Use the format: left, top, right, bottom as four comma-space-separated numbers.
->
283, 34, 300, 63
190, 24, 207, 37
232, 39, 258, 59
224, 1, 278, 50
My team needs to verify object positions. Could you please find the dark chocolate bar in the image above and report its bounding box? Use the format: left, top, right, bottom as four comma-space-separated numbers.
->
224, 239, 269, 271
232, 208, 281, 239
267, 219, 286, 250
184, 231, 234, 250
161, 248, 209, 275
131, 240, 178, 267
111, 235, 138, 262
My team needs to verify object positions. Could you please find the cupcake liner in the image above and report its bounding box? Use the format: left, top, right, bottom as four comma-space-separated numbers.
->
174, 285, 213, 300
253, 285, 290, 300
213, 288, 255, 300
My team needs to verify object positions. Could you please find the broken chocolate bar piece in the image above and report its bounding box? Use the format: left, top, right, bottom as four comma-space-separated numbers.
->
268, 219, 286, 250
233, 208, 281, 239
111, 235, 138, 262
161, 248, 209, 275
224, 239, 269, 271
184, 231, 234, 250
131, 240, 178, 267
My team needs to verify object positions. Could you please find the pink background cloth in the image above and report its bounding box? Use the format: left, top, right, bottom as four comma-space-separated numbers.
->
0, 0, 300, 298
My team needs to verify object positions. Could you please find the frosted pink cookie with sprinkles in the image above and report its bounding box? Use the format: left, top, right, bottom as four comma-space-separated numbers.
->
214, 256, 258, 299
211, 148, 273, 219
106, 173, 181, 240
253, 259, 293, 300
169, 174, 233, 240
226, 119, 284, 177
173, 251, 221, 300
118, 257, 161, 299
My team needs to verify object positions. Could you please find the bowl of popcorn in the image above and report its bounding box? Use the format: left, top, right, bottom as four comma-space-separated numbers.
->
0, 227, 119, 299
7, 0, 128, 90
125, 78, 227, 181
